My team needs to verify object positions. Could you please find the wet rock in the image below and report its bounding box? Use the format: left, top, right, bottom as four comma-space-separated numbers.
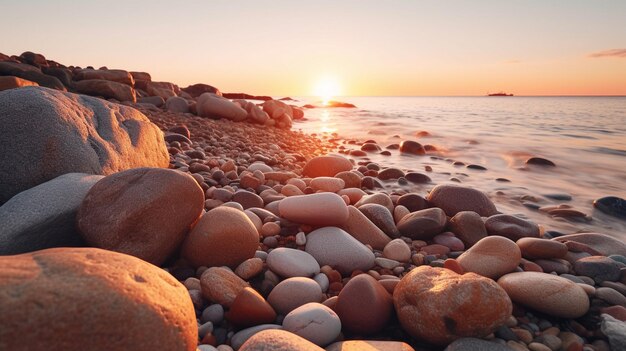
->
378, 168, 405, 180
516, 237, 568, 259
573, 256, 622, 283
303, 155, 353, 178
552, 233, 626, 257
485, 214, 540, 241
397, 208, 447, 240
405, 172, 432, 184
397, 193, 429, 212
359, 203, 400, 238
449, 211, 488, 248
526, 157, 556, 167
427, 185, 498, 217
399, 140, 426, 155
594, 196, 626, 219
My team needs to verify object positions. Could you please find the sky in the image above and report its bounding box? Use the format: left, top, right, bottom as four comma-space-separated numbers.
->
2, 0, 625, 96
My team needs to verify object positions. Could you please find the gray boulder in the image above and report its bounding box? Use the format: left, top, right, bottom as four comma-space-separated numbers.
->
601, 314, 626, 350
0, 173, 103, 255
0, 86, 169, 204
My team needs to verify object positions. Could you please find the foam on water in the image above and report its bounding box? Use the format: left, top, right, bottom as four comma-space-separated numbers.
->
294, 96, 626, 239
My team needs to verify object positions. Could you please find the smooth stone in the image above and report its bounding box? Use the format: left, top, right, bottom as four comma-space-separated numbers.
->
0, 75, 39, 91
516, 237, 568, 259
396, 193, 429, 212
77, 168, 203, 266
267, 248, 321, 278
310, 177, 345, 193
399, 140, 426, 155
383, 239, 412, 262
0, 173, 103, 255
248, 162, 273, 173
74, 79, 136, 102
340, 206, 392, 250
457, 236, 521, 279
427, 185, 498, 217
230, 324, 283, 351
314, 273, 330, 293
534, 259, 571, 274
526, 157, 556, 167
397, 208, 447, 240
165, 96, 189, 113
449, 211, 488, 248
444, 338, 514, 351
235, 258, 264, 280
202, 304, 225, 324
196, 93, 247, 121
200, 267, 250, 307
0, 86, 168, 204
596, 287, 626, 307
394, 266, 512, 345
378, 168, 405, 180
225, 287, 276, 327
283, 303, 341, 346
359, 203, 400, 238
326, 341, 415, 351
335, 274, 393, 335
232, 190, 264, 209
181, 206, 259, 268
485, 214, 540, 241
405, 172, 432, 184
433, 234, 465, 251
601, 314, 626, 351
594, 196, 626, 219
239, 329, 323, 351
305, 227, 375, 275
0, 247, 197, 350
267, 277, 323, 315
574, 256, 622, 283
303, 155, 353, 178
279, 193, 349, 226
354, 193, 394, 213
334, 171, 362, 189
497, 272, 589, 318
393, 205, 410, 223
552, 233, 626, 257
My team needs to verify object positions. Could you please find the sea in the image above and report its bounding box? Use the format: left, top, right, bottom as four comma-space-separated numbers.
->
292, 96, 626, 240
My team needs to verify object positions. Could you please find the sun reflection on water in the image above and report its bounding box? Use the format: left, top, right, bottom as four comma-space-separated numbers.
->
318, 110, 337, 134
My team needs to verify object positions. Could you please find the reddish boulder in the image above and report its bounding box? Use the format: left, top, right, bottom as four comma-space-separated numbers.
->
0, 76, 38, 91
74, 68, 134, 86
303, 155, 353, 178
335, 274, 393, 335
74, 79, 137, 102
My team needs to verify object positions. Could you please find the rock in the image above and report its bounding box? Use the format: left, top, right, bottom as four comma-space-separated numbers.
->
283, 303, 341, 346
181, 83, 221, 98
394, 266, 512, 345
0, 75, 38, 91
326, 341, 415, 351
0, 87, 168, 204
74, 79, 137, 102
233, 190, 264, 209
235, 258, 264, 280
19, 51, 48, 67
427, 185, 497, 217
594, 196, 626, 219
573, 256, 622, 283
141, 81, 179, 99
526, 157, 556, 167
279, 193, 349, 226
267, 277, 323, 315
457, 236, 521, 279
340, 206, 392, 250
0, 173, 103, 255
444, 338, 514, 351
596, 287, 626, 306
433, 233, 465, 251
0, 248, 197, 351
42, 66, 73, 87
449, 211, 488, 247
166, 96, 189, 113
263, 99, 294, 119
335, 274, 393, 335
181, 206, 259, 268
77, 168, 203, 265
231, 325, 283, 350
601, 314, 626, 350
138, 95, 165, 107
200, 267, 250, 307
303, 155, 353, 177
335, 171, 362, 188
130, 71, 151, 82
552, 233, 626, 257
355, 193, 394, 213
516, 238, 568, 259
239, 329, 324, 351
305, 227, 375, 275
74, 68, 134, 85
397, 208, 447, 240
359, 203, 400, 238
196, 93, 248, 121
396, 193, 429, 212
310, 177, 345, 193
0, 61, 66, 90
497, 272, 589, 318
399, 140, 426, 155
378, 168, 405, 180
267, 248, 321, 278
405, 172, 432, 184
225, 287, 276, 327
383, 239, 412, 262
485, 214, 540, 241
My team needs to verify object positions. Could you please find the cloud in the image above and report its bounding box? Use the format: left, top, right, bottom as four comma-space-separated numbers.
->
588, 49, 626, 58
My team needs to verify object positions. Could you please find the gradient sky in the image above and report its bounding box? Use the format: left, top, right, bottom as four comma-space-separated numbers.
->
2, 0, 625, 96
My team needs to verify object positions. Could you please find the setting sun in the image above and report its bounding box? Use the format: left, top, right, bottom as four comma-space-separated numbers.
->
313, 76, 341, 105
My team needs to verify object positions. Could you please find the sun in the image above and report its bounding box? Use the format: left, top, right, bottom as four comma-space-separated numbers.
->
313, 76, 341, 105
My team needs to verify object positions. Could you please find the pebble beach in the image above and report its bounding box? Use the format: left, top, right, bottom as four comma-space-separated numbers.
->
1, 51, 626, 351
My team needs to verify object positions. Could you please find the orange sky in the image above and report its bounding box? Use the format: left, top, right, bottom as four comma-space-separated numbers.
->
2, 1, 625, 96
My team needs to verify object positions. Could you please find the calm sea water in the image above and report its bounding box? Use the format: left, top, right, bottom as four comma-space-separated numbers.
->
294, 96, 626, 239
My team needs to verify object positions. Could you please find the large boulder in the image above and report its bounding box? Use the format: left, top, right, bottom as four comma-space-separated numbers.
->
0, 61, 66, 90
181, 83, 221, 98
136, 80, 179, 99
0, 87, 169, 204
76, 168, 205, 265
0, 173, 103, 255
0, 76, 38, 91
0, 247, 197, 351
196, 92, 248, 121
73, 79, 137, 102
74, 68, 134, 86
394, 266, 512, 345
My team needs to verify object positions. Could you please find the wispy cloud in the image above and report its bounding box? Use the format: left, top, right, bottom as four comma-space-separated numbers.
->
588, 49, 626, 58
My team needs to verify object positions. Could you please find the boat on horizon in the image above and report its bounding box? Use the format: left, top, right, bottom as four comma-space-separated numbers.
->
487, 92, 514, 96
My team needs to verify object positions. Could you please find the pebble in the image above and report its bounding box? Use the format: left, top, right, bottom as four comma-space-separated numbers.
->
397, 208, 447, 240
433, 233, 465, 251
449, 211, 488, 247
313, 272, 329, 292
239, 329, 323, 351
396, 193, 428, 212
393, 205, 410, 223
295, 231, 307, 246
267, 248, 320, 278
340, 205, 392, 249
383, 239, 412, 262
282, 303, 341, 346
457, 236, 521, 279
517, 237, 568, 259
260, 222, 281, 237
593, 196, 626, 219
497, 272, 589, 318
302, 155, 353, 178
552, 233, 626, 257
444, 338, 514, 351
573, 256, 622, 283
305, 227, 375, 275
278, 193, 349, 226
230, 324, 283, 351
596, 287, 626, 307
359, 203, 400, 238
267, 277, 323, 315
335, 274, 393, 335
225, 287, 276, 327
427, 184, 498, 217
200, 267, 250, 307
309, 177, 345, 193
202, 304, 225, 324
526, 157, 556, 167
485, 214, 540, 241
235, 258, 264, 280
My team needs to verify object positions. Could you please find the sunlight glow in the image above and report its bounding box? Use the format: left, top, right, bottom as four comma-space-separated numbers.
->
313, 76, 341, 105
